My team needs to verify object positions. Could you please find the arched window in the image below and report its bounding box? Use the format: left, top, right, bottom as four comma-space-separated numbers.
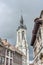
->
18, 32, 20, 42
22, 31, 24, 39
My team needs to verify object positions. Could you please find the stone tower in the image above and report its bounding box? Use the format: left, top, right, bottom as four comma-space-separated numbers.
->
16, 15, 29, 65
31, 10, 43, 65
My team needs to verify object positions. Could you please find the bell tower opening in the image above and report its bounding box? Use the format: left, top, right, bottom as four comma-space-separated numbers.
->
16, 15, 27, 49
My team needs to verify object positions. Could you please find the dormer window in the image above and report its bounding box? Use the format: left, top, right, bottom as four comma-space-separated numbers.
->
36, 28, 41, 42
39, 29, 41, 39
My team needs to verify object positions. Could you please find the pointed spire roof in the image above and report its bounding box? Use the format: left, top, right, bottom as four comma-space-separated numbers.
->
17, 15, 27, 31
20, 15, 24, 25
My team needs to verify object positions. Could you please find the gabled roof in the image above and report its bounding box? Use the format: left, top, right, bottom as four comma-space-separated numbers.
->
0, 38, 24, 56
31, 10, 43, 46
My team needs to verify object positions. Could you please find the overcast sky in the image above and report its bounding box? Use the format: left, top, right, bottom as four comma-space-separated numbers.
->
0, 0, 43, 61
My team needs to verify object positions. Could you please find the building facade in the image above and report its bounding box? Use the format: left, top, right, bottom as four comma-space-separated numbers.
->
0, 38, 23, 65
31, 10, 43, 65
0, 15, 29, 65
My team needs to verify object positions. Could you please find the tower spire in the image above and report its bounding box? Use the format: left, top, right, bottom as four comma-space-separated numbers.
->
20, 15, 24, 25
20, 10, 24, 25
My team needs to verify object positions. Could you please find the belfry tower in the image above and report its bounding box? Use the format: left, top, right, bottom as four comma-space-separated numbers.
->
16, 15, 29, 65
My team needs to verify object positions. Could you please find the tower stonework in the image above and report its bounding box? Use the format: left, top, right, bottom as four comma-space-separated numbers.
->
16, 15, 29, 65
31, 10, 43, 65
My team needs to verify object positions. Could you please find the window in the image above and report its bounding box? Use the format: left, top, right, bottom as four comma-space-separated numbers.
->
7, 50, 9, 56
6, 58, 9, 65
37, 35, 39, 42
39, 29, 41, 39
35, 57, 38, 63
10, 59, 12, 65
0, 56, 1, 63
2, 57, 5, 64
10, 51, 12, 57
0, 56, 5, 64
22, 31, 24, 39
